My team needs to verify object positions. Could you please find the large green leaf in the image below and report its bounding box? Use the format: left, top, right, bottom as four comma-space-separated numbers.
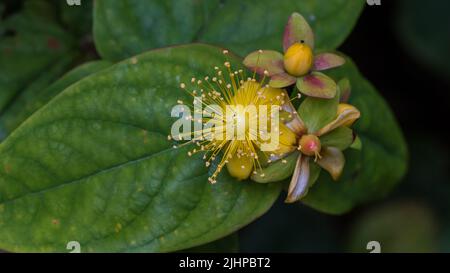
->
0, 60, 112, 141
181, 233, 239, 253
0, 44, 281, 252
58, 0, 94, 38
93, 0, 219, 61
396, 0, 450, 80
0, 11, 76, 113
93, 0, 365, 61
199, 0, 365, 55
301, 57, 408, 214
0, 55, 74, 140
0, 1, 102, 141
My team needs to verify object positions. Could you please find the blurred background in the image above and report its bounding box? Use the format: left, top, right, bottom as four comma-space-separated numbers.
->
1, 0, 449, 252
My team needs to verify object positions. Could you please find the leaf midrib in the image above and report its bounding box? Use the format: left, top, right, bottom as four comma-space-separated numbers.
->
0, 138, 175, 206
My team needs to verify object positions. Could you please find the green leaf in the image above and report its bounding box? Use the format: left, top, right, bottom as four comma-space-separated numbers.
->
350, 135, 362, 150
93, 0, 365, 61
93, 0, 220, 61
302, 56, 408, 214
396, 0, 450, 80
309, 162, 321, 190
0, 44, 281, 252
201, 0, 365, 56
0, 12, 76, 113
298, 86, 339, 133
0, 60, 112, 141
181, 233, 239, 253
319, 126, 353, 151
0, 1, 101, 141
252, 152, 299, 183
58, 0, 94, 38
22, 0, 57, 21
0, 55, 74, 140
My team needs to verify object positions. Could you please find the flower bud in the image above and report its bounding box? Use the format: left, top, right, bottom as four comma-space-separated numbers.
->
226, 155, 254, 180
337, 103, 359, 126
299, 134, 321, 157
283, 43, 313, 77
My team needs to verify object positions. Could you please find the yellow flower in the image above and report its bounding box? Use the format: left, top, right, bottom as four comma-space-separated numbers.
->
170, 51, 300, 183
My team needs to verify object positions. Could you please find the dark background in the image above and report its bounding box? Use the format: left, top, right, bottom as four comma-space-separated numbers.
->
240, 0, 450, 252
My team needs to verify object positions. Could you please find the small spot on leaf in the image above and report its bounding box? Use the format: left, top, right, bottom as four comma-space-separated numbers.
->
142, 130, 148, 144
47, 37, 60, 50
4, 164, 11, 174
115, 223, 122, 233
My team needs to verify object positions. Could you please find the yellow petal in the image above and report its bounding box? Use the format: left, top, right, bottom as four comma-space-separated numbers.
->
315, 103, 361, 136
262, 123, 297, 156
337, 103, 359, 127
